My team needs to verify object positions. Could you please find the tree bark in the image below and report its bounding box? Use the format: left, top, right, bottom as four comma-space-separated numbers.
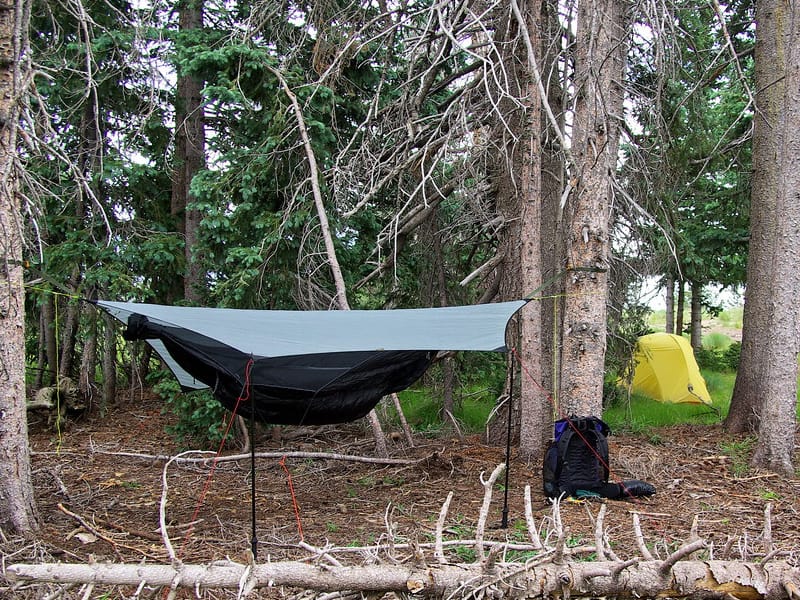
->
0, 0, 38, 537
34, 308, 46, 388
486, 0, 548, 458
9, 558, 800, 599
431, 212, 456, 424
59, 96, 98, 379
558, 0, 626, 416
725, 0, 791, 435
514, 0, 548, 461
486, 0, 549, 459
748, 0, 800, 475
57, 268, 82, 380
676, 279, 685, 335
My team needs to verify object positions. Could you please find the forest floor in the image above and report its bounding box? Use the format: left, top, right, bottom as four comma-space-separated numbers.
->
5, 390, 800, 598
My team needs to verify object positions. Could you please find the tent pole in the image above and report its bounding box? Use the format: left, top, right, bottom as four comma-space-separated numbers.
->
501, 351, 514, 528
250, 390, 258, 560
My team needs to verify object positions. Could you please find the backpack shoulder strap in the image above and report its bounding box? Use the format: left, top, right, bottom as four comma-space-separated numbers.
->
589, 417, 611, 482
555, 422, 576, 462
595, 428, 610, 481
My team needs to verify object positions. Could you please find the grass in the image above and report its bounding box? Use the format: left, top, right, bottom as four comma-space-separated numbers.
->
719, 437, 756, 477
602, 393, 724, 433
603, 367, 734, 433
647, 305, 743, 332
400, 368, 738, 435
395, 386, 496, 434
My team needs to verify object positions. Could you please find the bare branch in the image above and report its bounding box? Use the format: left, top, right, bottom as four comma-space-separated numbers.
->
658, 539, 707, 576
523, 485, 544, 550
475, 463, 506, 561
632, 512, 654, 560
434, 491, 454, 564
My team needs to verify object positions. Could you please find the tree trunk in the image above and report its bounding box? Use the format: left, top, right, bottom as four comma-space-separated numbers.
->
133, 342, 153, 396
558, 0, 625, 416
34, 309, 46, 389
102, 311, 117, 408
515, 0, 547, 461
41, 292, 57, 385
725, 0, 790, 435
78, 304, 97, 402
690, 281, 702, 352
539, 0, 568, 425
173, 0, 206, 303
9, 558, 800, 599
676, 279, 685, 336
0, 0, 38, 537
749, 0, 800, 475
427, 223, 458, 431
485, 0, 548, 459
59, 96, 99, 381
57, 268, 82, 380
664, 275, 675, 334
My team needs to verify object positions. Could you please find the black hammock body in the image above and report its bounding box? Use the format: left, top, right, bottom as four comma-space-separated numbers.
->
97, 300, 526, 426
123, 313, 433, 425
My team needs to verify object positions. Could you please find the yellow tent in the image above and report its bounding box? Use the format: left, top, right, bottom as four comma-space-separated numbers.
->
630, 333, 712, 405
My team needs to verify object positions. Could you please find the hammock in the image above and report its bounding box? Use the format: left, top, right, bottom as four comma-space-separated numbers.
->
97, 300, 527, 426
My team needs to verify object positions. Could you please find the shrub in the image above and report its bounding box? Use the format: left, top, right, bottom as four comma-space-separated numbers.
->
723, 342, 741, 371
694, 347, 726, 371
152, 372, 229, 448
695, 340, 740, 373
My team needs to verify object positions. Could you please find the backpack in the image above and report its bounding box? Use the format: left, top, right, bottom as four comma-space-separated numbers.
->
542, 416, 611, 498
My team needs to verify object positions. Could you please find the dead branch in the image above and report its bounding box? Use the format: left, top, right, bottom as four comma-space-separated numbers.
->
658, 539, 707, 576
764, 502, 774, 555
594, 503, 607, 561
9, 558, 800, 598
34, 449, 421, 466
523, 484, 543, 550
389, 392, 414, 446
56, 504, 121, 560
55, 504, 157, 561
434, 491, 454, 564
632, 511, 655, 560
160, 451, 193, 561
475, 462, 505, 561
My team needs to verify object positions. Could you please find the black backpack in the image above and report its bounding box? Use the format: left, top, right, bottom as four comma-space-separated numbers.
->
542, 416, 611, 498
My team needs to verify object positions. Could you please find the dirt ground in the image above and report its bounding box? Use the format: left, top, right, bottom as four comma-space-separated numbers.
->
6, 391, 800, 598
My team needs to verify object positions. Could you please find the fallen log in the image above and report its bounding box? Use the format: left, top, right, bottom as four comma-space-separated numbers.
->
8, 559, 800, 598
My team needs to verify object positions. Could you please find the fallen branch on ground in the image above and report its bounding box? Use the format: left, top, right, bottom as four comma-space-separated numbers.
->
32, 449, 423, 466
8, 558, 800, 598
